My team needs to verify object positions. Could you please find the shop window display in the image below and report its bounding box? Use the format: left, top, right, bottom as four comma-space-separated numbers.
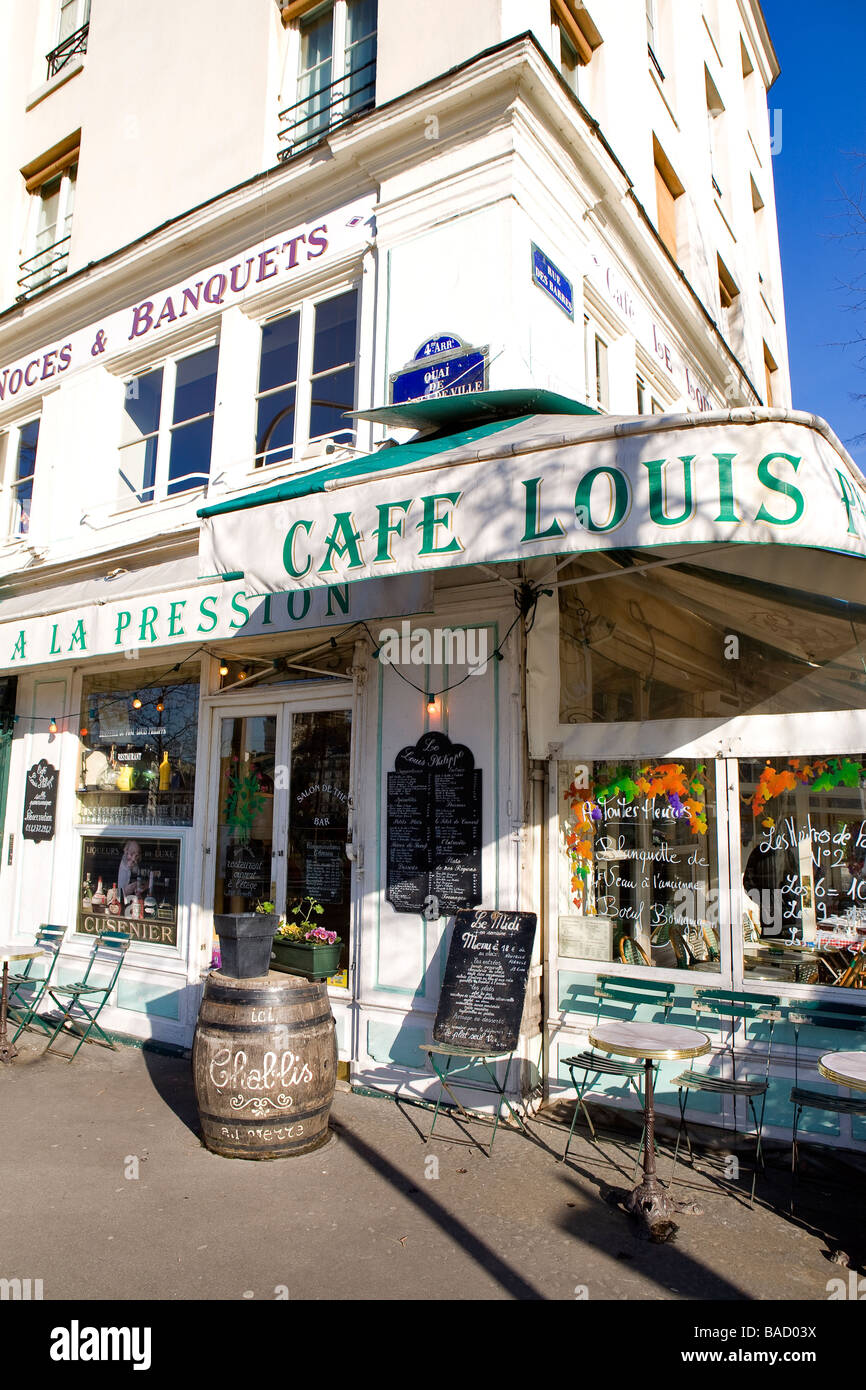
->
77, 666, 200, 826
558, 759, 721, 972
739, 756, 866, 988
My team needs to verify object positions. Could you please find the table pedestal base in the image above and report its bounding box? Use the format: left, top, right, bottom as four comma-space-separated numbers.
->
604, 1057, 704, 1242
0, 1041, 19, 1064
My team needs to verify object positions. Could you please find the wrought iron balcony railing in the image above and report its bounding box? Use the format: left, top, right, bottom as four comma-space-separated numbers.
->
277, 58, 376, 160
17, 235, 72, 298
46, 23, 89, 80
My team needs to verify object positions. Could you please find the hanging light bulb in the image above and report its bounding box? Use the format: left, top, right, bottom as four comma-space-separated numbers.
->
155, 699, 165, 713
426, 693, 436, 712
80, 726, 89, 739
237, 669, 248, 681
48, 717, 58, 734
219, 662, 229, 677
132, 696, 142, 710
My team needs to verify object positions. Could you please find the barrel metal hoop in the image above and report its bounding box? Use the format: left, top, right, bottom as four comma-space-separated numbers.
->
198, 1010, 336, 1035
198, 1099, 333, 1130
205, 982, 324, 1006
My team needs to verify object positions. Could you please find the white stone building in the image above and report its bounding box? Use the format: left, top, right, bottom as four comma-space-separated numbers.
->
5, 1, 864, 1155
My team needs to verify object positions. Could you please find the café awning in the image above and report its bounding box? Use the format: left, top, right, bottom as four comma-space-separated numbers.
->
198, 393, 866, 599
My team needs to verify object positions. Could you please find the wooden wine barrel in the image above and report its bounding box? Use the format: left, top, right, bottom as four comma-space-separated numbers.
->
192, 970, 337, 1159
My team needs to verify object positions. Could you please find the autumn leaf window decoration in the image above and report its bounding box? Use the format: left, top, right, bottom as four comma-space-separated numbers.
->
563, 762, 708, 912
750, 757, 866, 828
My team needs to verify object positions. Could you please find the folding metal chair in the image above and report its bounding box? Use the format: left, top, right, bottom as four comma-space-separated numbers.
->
42, 931, 130, 1060
671, 988, 780, 1206
787, 1004, 866, 1201
9, 925, 66, 1040
561, 975, 676, 1167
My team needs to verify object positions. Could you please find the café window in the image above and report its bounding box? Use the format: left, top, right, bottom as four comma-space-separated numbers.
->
558, 556, 866, 724
255, 288, 358, 468
2, 417, 40, 536
76, 665, 200, 827
558, 759, 721, 972
120, 343, 219, 503
739, 756, 866, 989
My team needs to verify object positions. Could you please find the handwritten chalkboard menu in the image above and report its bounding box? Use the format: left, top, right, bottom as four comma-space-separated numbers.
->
387, 732, 482, 916
433, 909, 537, 1052
22, 760, 59, 842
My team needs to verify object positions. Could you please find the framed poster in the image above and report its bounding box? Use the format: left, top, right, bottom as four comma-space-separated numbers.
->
77, 836, 181, 946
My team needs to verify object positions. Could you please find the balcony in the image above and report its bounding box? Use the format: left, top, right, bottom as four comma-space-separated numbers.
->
17, 234, 71, 299
277, 58, 376, 160
46, 23, 89, 80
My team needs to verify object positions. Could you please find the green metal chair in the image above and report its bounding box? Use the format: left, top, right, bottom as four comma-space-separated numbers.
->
786, 1003, 866, 1195
9, 925, 66, 1040
619, 936, 651, 966
671, 988, 781, 1205
42, 931, 130, 1061
561, 975, 676, 1167
651, 921, 692, 969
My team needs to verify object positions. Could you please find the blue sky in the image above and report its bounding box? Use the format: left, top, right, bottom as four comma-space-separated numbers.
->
761, 0, 866, 470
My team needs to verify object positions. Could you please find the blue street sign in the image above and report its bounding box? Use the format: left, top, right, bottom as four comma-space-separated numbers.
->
392, 351, 486, 403
413, 335, 462, 359
531, 243, 574, 318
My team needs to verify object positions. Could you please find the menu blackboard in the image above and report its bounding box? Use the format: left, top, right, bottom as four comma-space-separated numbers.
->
386, 733, 482, 917
433, 908, 537, 1052
22, 760, 59, 843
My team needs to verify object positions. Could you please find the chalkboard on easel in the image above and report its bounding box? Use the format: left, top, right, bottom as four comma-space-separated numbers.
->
432, 909, 537, 1053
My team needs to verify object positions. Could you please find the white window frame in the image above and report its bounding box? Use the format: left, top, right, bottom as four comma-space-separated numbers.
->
1, 414, 41, 538
57, 0, 91, 45
21, 162, 77, 296
254, 283, 360, 471
584, 314, 609, 412
281, 0, 377, 153
553, 18, 580, 97
118, 338, 220, 509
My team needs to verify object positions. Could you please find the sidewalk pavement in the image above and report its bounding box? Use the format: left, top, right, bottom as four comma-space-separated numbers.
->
1, 1034, 862, 1302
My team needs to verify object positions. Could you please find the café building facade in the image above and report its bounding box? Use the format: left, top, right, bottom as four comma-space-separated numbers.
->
5, 9, 862, 1149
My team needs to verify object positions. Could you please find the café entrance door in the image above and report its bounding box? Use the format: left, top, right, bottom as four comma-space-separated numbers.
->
203, 696, 353, 986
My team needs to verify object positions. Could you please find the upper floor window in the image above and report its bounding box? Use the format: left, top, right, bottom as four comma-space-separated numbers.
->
653, 135, 683, 262
120, 344, 219, 505
584, 313, 608, 412
646, 0, 664, 76
279, 0, 377, 158
18, 135, 79, 298
256, 287, 358, 468
705, 66, 726, 202
0, 418, 40, 537
48, 0, 91, 79
550, 2, 601, 98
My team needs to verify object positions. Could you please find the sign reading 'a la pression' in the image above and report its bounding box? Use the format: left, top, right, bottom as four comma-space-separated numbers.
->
0, 198, 375, 410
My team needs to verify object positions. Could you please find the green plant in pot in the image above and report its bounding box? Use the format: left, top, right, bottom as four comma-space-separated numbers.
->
271, 896, 342, 981
213, 899, 279, 980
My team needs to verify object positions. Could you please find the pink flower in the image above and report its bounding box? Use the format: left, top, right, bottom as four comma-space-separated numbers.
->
305, 927, 337, 945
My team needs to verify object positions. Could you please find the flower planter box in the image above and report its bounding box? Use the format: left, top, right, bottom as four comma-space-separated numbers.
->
271, 938, 342, 981
214, 913, 279, 979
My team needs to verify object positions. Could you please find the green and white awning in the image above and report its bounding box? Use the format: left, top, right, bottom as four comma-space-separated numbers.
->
198, 394, 866, 597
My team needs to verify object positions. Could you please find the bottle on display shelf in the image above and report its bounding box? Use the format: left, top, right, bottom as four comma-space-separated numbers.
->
144, 872, 157, 918
107, 883, 122, 916
91, 878, 106, 913
82, 875, 94, 912
159, 752, 171, 791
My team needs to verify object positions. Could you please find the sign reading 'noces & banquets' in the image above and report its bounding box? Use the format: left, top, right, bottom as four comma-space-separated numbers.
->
0, 198, 375, 411
199, 415, 866, 595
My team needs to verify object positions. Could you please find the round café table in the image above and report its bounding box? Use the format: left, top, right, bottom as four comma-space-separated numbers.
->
589, 1019, 710, 1238
818, 1052, 866, 1093
0, 944, 43, 1063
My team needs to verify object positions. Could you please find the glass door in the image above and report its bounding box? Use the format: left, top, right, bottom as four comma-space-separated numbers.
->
204, 702, 353, 985
211, 710, 282, 919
